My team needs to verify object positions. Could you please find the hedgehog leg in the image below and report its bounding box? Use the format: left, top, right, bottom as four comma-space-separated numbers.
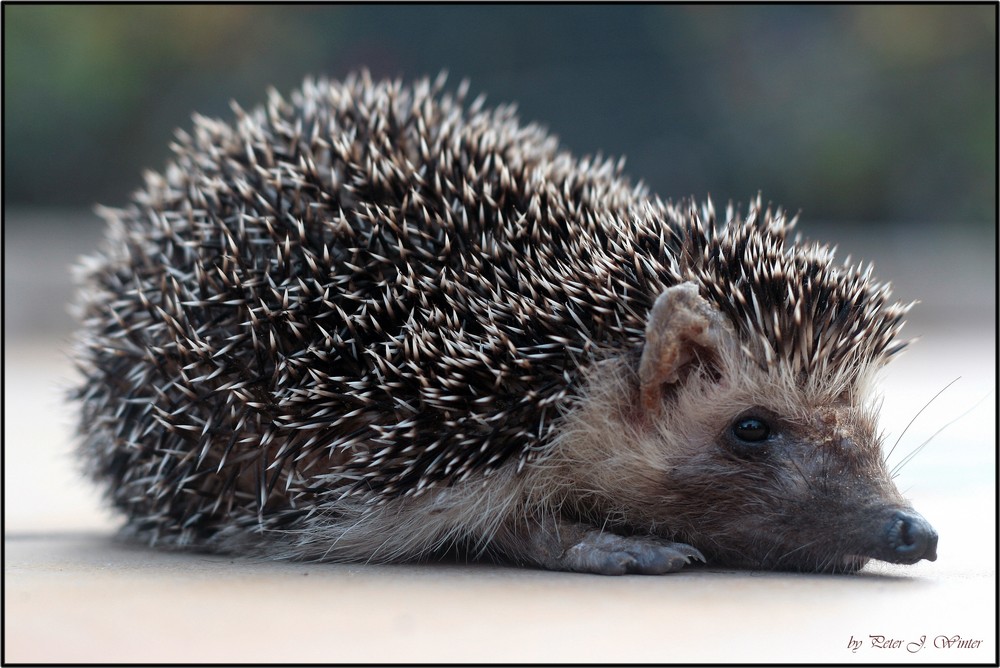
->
522, 519, 704, 575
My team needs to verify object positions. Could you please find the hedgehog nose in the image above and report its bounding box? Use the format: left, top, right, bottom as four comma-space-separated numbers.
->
886, 510, 938, 563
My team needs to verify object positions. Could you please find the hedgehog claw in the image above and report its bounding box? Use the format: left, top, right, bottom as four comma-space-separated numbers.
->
562, 531, 705, 575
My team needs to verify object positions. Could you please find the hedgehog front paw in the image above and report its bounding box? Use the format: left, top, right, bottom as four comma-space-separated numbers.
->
562, 531, 705, 575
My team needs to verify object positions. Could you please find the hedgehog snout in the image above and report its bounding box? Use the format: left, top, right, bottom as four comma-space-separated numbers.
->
881, 509, 938, 564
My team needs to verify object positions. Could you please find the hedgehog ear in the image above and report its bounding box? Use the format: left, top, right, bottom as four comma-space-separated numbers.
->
639, 282, 737, 416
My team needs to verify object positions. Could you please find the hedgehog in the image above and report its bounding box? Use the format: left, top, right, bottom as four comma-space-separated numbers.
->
71, 71, 938, 575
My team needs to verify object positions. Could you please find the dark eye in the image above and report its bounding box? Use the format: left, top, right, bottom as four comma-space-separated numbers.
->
732, 417, 770, 443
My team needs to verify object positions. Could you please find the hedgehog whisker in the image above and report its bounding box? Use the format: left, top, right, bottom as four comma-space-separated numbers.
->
890, 387, 991, 479
884, 376, 960, 466
777, 537, 823, 563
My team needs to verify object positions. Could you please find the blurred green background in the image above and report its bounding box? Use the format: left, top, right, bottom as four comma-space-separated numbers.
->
4, 4, 996, 224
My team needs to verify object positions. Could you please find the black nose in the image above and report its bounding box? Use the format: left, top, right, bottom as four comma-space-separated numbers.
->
886, 510, 938, 563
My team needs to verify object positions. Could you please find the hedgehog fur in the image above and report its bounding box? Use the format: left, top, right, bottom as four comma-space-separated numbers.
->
72, 71, 935, 573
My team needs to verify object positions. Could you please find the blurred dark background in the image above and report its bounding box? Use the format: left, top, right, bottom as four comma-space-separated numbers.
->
3, 4, 997, 339
5, 4, 995, 222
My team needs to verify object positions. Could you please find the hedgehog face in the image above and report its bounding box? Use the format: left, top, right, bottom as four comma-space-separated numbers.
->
658, 395, 933, 572
631, 282, 937, 572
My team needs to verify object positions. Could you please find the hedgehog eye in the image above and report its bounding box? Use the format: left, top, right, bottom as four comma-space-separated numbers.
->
732, 417, 770, 443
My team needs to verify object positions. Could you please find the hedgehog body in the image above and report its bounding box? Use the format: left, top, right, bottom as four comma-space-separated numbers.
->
72, 72, 937, 573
